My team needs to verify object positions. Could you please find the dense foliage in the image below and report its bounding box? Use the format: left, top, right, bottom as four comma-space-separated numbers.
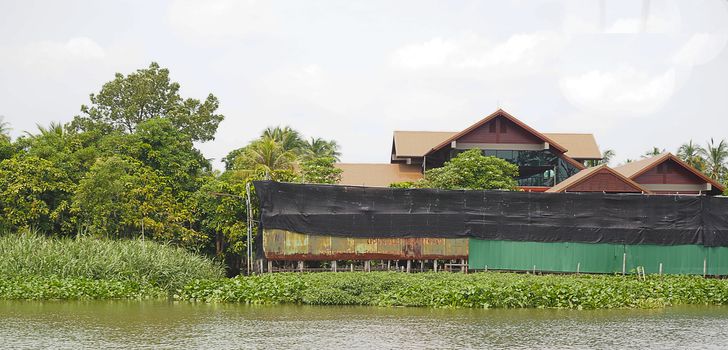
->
390, 149, 519, 190
0, 63, 342, 273
176, 272, 728, 309
0, 233, 224, 290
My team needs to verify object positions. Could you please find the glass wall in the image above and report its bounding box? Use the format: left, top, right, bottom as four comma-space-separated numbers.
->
449, 149, 580, 186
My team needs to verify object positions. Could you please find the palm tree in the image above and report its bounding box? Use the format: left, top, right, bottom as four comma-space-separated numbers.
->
0, 116, 10, 142
642, 146, 665, 158
301, 137, 341, 161
261, 126, 304, 152
677, 140, 706, 171
234, 136, 296, 179
700, 138, 728, 182
585, 149, 615, 167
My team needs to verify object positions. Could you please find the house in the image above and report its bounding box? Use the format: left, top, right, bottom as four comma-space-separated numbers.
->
613, 153, 724, 195
336, 109, 723, 195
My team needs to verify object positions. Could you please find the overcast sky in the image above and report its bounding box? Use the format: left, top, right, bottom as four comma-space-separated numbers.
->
1, 0, 727, 168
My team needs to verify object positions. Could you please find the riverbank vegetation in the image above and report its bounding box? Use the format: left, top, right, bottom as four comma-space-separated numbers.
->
0, 63, 342, 273
0, 233, 224, 293
176, 272, 728, 309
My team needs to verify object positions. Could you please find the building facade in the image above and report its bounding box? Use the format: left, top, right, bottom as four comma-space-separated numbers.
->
336, 109, 724, 195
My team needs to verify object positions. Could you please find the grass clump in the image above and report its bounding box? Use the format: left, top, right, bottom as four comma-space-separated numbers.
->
175, 272, 728, 309
0, 232, 225, 291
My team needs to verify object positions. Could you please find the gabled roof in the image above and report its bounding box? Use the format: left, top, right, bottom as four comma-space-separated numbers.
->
425, 109, 570, 155
613, 152, 725, 192
542, 133, 601, 160
335, 163, 423, 187
546, 164, 649, 193
393, 131, 457, 157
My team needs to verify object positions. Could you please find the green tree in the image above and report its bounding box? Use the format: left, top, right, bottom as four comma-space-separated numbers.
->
677, 140, 706, 171
299, 157, 342, 184
642, 146, 665, 158
101, 118, 210, 194
0, 156, 74, 233
421, 149, 519, 190
261, 126, 305, 152
0, 116, 10, 142
700, 138, 728, 182
233, 136, 296, 179
193, 174, 247, 257
585, 149, 615, 167
73, 156, 203, 245
72, 62, 224, 142
301, 137, 341, 161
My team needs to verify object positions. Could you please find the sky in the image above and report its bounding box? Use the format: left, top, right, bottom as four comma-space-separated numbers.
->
1, 0, 728, 168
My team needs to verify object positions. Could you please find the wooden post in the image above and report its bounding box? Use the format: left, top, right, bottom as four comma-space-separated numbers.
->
267, 260, 273, 273
485, 265, 488, 272
576, 262, 580, 274
258, 259, 264, 274
622, 253, 627, 275
532, 265, 536, 275
406, 260, 411, 273
332, 260, 337, 272
462, 259, 467, 273
298, 261, 304, 272
395, 261, 399, 270
365, 260, 371, 272
387, 260, 391, 271
350, 263, 354, 272
659, 262, 663, 276
433, 260, 438, 273
420, 260, 424, 272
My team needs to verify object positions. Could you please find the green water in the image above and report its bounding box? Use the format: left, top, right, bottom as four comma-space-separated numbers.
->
1, 301, 727, 349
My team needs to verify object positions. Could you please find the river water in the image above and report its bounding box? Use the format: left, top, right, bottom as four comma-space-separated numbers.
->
1, 301, 727, 349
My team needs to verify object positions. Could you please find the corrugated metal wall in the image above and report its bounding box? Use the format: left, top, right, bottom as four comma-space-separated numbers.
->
263, 229, 468, 260
469, 239, 728, 275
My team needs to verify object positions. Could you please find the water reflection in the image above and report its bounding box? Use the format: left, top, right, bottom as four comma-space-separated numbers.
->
0, 301, 726, 349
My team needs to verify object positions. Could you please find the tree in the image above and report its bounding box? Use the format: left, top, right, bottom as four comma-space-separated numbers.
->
301, 137, 341, 161
0, 156, 74, 233
585, 149, 615, 167
261, 126, 304, 152
233, 136, 296, 178
72, 62, 224, 142
299, 157, 342, 184
420, 149, 519, 190
677, 140, 706, 171
101, 118, 210, 194
0, 116, 10, 142
73, 156, 203, 245
700, 138, 728, 182
642, 146, 665, 158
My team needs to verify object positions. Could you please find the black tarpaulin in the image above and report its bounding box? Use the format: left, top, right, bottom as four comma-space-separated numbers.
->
254, 181, 728, 247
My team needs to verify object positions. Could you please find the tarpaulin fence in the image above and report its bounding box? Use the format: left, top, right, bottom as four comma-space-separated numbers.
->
254, 181, 728, 248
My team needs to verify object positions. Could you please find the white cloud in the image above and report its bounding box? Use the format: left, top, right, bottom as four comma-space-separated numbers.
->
11, 37, 106, 68
391, 32, 566, 75
167, 0, 274, 41
672, 32, 727, 67
559, 67, 676, 115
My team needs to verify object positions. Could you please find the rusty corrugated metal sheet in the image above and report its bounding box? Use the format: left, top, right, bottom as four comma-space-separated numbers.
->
263, 229, 468, 260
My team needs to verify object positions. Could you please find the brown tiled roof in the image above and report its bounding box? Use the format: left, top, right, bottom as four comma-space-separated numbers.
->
613, 152, 725, 192
425, 109, 570, 155
546, 164, 648, 193
393, 131, 457, 157
542, 133, 601, 160
335, 163, 423, 187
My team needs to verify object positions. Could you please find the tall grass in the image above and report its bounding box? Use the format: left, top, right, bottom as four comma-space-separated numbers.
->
0, 232, 225, 290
